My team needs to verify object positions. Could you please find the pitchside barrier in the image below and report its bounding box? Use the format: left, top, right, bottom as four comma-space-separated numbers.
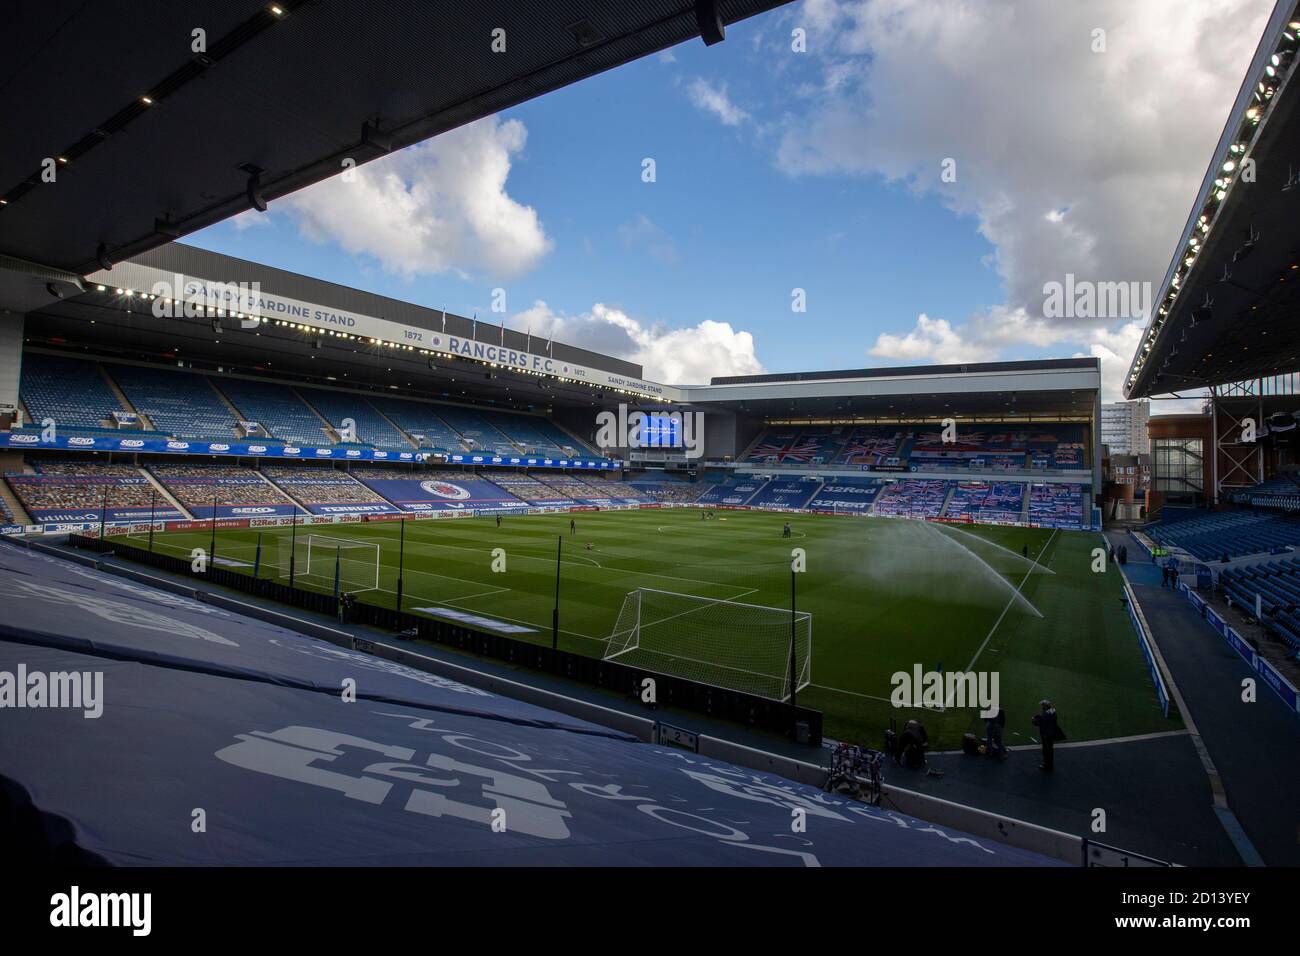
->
62, 534, 823, 742
1183, 583, 1300, 720
1123, 575, 1172, 718
1104, 532, 1173, 717
1128, 529, 1156, 558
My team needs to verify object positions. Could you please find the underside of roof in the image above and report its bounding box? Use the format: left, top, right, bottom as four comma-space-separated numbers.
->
0, 0, 788, 277
1127, 2, 1300, 398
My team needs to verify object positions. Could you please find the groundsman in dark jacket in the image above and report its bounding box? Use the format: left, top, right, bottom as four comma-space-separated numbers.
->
1031, 699, 1064, 772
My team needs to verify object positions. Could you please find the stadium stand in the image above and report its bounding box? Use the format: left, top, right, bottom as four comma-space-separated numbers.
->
213, 378, 334, 446
148, 463, 301, 517
945, 481, 1027, 524
1027, 425, 1088, 469
627, 478, 705, 503
746, 477, 823, 510
745, 426, 846, 464
351, 468, 525, 512
1231, 475, 1300, 511
908, 427, 1078, 472
28, 459, 132, 475
1027, 483, 1085, 530
298, 388, 414, 450
432, 406, 517, 454
365, 397, 466, 452
532, 473, 611, 502
1147, 508, 1300, 560
5, 462, 180, 521
12, 352, 605, 460
528, 417, 594, 456
570, 475, 645, 503
260, 466, 399, 514
742, 422, 1089, 473
480, 410, 575, 456
806, 476, 883, 513
832, 426, 910, 467
1219, 559, 1300, 651
107, 363, 237, 440
19, 352, 128, 430
491, 473, 566, 502
346, 466, 438, 480
873, 479, 950, 518
911, 429, 1016, 471
695, 475, 768, 507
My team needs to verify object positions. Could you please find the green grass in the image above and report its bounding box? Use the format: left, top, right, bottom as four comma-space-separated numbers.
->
121, 509, 1180, 747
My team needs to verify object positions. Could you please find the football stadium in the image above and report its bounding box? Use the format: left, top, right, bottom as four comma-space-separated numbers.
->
0, 0, 1297, 916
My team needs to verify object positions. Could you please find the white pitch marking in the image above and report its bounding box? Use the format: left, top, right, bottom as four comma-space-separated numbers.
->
964, 527, 1058, 672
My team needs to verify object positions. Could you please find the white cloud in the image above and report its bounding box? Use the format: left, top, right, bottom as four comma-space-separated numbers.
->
687, 78, 751, 126
871, 311, 1183, 402
1076, 321, 1144, 403
279, 116, 550, 279
510, 300, 763, 385
230, 208, 271, 231
776, 0, 1273, 390
870, 306, 1073, 364
870, 314, 995, 365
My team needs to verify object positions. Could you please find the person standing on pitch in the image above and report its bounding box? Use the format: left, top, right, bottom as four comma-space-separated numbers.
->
570, 517, 576, 534
496, 514, 502, 528
985, 707, 1007, 759
783, 521, 791, 538
1032, 699, 1063, 772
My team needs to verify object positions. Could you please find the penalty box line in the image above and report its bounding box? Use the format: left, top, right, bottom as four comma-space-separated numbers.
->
125, 534, 515, 610
124, 532, 622, 648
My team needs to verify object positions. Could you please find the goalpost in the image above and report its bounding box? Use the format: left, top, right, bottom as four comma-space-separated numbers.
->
604, 587, 811, 702
295, 534, 380, 594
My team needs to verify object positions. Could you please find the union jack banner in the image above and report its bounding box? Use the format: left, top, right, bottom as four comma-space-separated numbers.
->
839, 431, 901, 464
914, 430, 989, 451
751, 436, 822, 462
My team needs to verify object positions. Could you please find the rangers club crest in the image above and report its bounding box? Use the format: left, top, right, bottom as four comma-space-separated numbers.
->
420, 480, 471, 500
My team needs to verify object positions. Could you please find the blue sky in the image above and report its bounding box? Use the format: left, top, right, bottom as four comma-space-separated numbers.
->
185, 0, 1274, 399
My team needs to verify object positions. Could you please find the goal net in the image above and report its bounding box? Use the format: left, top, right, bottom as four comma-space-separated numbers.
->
294, 534, 380, 594
603, 587, 811, 701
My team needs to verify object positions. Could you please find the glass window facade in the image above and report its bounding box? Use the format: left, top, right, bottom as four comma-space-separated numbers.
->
1153, 437, 1203, 506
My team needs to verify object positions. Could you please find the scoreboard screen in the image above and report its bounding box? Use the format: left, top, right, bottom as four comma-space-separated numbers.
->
640, 412, 680, 448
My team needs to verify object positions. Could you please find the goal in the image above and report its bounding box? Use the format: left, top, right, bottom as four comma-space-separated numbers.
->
603, 587, 811, 701
294, 534, 380, 594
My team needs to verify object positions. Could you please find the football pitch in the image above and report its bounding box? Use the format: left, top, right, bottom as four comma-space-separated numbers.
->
122, 509, 1180, 746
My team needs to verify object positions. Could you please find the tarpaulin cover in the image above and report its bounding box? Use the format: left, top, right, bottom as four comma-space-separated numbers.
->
0, 544, 1058, 866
